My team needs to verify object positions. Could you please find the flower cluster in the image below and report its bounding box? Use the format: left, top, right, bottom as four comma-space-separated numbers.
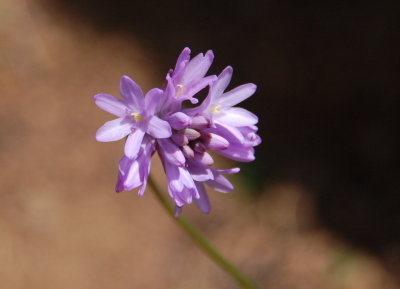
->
94, 48, 261, 216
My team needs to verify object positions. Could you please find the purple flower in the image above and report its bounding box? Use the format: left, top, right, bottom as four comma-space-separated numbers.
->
95, 75, 172, 159
166, 47, 217, 105
94, 48, 261, 216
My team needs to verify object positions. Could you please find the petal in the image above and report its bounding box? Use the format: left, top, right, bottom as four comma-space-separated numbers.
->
96, 118, 132, 142
118, 155, 131, 175
216, 167, 240, 174
183, 75, 217, 101
217, 143, 255, 162
157, 139, 185, 166
124, 128, 145, 159
172, 47, 191, 80
175, 47, 191, 70
215, 107, 258, 127
123, 160, 142, 190
181, 50, 214, 85
209, 122, 244, 144
147, 116, 172, 138
120, 75, 145, 109
206, 170, 235, 193
218, 83, 257, 107
211, 66, 233, 100
188, 164, 213, 182
94, 93, 128, 117
144, 88, 163, 116
194, 182, 211, 214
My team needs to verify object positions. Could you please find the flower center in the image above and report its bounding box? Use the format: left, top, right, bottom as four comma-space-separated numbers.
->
176, 84, 184, 96
211, 105, 222, 114
131, 112, 143, 122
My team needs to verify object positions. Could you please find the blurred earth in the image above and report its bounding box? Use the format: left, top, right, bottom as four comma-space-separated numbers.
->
0, 0, 398, 288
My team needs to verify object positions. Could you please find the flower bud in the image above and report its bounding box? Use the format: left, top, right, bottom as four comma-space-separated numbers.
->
183, 128, 201, 141
190, 115, 210, 130
194, 152, 214, 166
171, 133, 189, 146
202, 133, 229, 150
166, 112, 191, 130
182, 145, 195, 158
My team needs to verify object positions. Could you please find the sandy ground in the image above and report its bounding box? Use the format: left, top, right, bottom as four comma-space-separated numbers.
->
0, 1, 398, 288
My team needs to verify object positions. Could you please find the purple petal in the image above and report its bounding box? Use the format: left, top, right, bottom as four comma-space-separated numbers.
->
124, 159, 141, 190
206, 170, 235, 193
183, 75, 217, 102
209, 122, 244, 144
194, 182, 211, 214
157, 139, 185, 166
176, 48, 191, 66
172, 48, 191, 81
218, 83, 257, 107
147, 116, 172, 139
217, 143, 255, 162
187, 162, 213, 182
215, 107, 258, 127
181, 50, 214, 85
96, 118, 132, 142
115, 174, 124, 193
211, 66, 233, 100
120, 75, 144, 109
216, 167, 240, 174
144, 88, 163, 116
94, 93, 128, 117
124, 128, 145, 159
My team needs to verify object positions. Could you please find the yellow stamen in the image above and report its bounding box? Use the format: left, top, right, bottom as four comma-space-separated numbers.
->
176, 84, 184, 96
211, 105, 222, 114
131, 112, 143, 122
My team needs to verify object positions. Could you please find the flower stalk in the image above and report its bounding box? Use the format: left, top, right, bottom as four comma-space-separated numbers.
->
147, 175, 259, 289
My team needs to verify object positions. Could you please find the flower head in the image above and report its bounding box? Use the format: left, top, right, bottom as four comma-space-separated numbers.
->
94, 47, 261, 216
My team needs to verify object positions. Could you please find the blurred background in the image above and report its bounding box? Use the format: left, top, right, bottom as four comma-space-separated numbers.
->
0, 0, 399, 288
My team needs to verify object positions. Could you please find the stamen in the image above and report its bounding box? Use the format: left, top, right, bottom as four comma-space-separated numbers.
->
176, 84, 184, 96
211, 105, 222, 114
131, 112, 143, 122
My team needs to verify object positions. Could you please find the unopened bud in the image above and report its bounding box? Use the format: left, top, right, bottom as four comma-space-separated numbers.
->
202, 133, 229, 150
183, 128, 201, 141
171, 133, 189, 146
182, 145, 195, 158
166, 112, 191, 130
194, 152, 214, 166
190, 115, 210, 130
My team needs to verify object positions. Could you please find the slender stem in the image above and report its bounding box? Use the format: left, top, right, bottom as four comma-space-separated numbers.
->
147, 176, 259, 289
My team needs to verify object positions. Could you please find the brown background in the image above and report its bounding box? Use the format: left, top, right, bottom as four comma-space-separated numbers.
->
0, 0, 399, 288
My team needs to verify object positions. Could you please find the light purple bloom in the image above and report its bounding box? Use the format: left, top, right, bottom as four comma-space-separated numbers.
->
95, 75, 172, 159
167, 47, 217, 104
94, 48, 261, 216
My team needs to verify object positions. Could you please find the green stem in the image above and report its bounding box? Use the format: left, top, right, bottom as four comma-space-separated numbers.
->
147, 176, 259, 289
